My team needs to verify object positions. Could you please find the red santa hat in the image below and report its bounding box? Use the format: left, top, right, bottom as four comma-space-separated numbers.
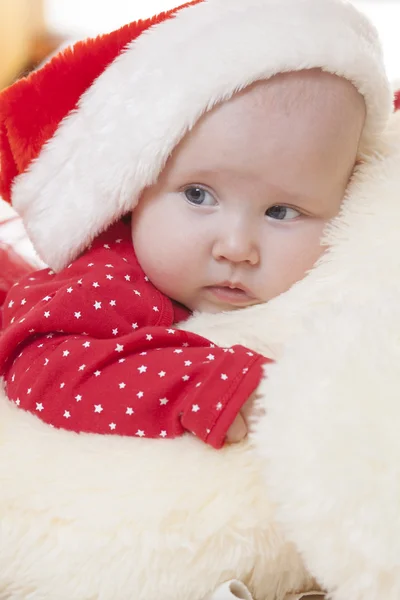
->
0, 0, 393, 271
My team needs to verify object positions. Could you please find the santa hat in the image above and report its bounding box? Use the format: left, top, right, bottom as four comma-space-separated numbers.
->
0, 0, 393, 271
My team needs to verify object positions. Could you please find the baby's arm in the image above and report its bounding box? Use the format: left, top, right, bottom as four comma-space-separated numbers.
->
0, 225, 268, 449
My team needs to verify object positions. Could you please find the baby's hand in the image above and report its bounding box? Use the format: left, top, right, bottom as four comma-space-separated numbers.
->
225, 393, 264, 444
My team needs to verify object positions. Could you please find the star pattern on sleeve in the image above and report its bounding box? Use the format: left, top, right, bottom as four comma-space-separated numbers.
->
0, 220, 269, 449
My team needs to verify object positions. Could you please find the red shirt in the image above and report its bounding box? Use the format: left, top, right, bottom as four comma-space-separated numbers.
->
0, 221, 268, 448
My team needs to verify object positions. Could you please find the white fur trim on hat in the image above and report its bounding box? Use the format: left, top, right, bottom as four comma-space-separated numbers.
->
13, 0, 392, 271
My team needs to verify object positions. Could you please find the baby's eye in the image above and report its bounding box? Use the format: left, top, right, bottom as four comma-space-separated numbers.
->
266, 205, 301, 221
184, 186, 217, 206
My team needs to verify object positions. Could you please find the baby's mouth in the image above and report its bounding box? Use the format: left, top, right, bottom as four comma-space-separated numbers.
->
205, 282, 257, 306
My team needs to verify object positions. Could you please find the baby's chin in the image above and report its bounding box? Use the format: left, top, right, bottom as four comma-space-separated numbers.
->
189, 300, 258, 314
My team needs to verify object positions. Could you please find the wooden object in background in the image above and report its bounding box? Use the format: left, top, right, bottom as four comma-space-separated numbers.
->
0, 0, 46, 88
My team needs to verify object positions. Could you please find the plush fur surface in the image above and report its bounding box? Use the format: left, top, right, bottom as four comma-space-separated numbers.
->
253, 112, 400, 600
0, 0, 391, 271
0, 387, 313, 600
1, 112, 400, 599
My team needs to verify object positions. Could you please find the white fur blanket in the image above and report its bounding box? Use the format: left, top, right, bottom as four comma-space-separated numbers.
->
1, 113, 400, 600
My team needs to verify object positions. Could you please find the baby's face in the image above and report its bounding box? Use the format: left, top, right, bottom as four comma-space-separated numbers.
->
132, 70, 365, 313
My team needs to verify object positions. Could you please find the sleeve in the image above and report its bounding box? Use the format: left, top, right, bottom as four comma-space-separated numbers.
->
0, 222, 269, 449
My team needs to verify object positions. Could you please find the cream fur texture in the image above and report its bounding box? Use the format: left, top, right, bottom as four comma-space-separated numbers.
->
2, 113, 400, 599
253, 112, 400, 600
11, 0, 391, 272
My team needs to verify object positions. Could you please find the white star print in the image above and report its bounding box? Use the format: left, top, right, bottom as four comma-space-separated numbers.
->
153, 306, 159, 312
83, 341, 91, 348
27, 388, 32, 394
44, 311, 51, 318
77, 279, 83, 284
196, 382, 202, 388
174, 349, 183, 354
119, 382, 126, 389
104, 244, 110, 249
74, 312, 82, 319
133, 290, 141, 296
124, 275, 131, 281
112, 328, 119, 336
182, 375, 190, 382
137, 391, 144, 399
192, 404, 200, 413
158, 371, 166, 378
21, 298, 27, 305
118, 358, 126, 363
140, 352, 147, 356
44, 358, 49, 366
207, 354, 215, 361
63, 350, 70, 357
246, 352, 254, 357
106, 274, 113, 280
42, 296, 52, 302
138, 365, 147, 374
67, 287, 73, 293
92, 282, 100, 288
132, 323, 138, 329
146, 334, 153, 341
94, 371, 101, 377
160, 431, 167, 438
94, 404, 103, 413
182, 343, 189, 347
105, 264, 114, 268
19, 318, 25, 324
115, 239, 122, 244
221, 374, 228, 381
126, 408, 134, 415
78, 365, 86, 371
8, 300, 14, 308
166, 329, 175, 334
64, 411, 71, 419
109, 423, 116, 431
38, 344, 43, 348
11, 374, 15, 382
136, 430, 145, 437
160, 398, 169, 405
94, 301, 102, 310
15, 399, 20, 406
216, 402, 223, 411
88, 263, 94, 267
115, 344, 124, 353
75, 395, 82, 402
36, 403, 44, 411
110, 300, 116, 306
184, 361, 192, 367
60, 382, 65, 388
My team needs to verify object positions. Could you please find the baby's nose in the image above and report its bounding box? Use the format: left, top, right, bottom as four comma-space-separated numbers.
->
212, 229, 259, 265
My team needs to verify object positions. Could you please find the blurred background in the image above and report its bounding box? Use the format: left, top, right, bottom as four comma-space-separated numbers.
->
1, 0, 400, 91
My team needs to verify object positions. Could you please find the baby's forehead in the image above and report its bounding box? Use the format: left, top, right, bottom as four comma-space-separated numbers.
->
229, 70, 363, 114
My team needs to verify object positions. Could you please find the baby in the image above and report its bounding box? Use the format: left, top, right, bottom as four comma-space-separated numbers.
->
0, 0, 383, 452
